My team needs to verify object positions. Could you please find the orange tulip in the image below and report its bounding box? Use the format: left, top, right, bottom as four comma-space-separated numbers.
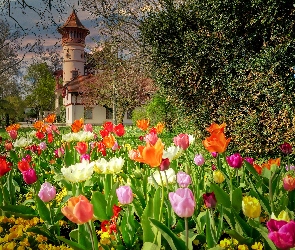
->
136, 119, 150, 131
203, 132, 231, 153
253, 163, 263, 175
103, 134, 115, 148
45, 114, 56, 123
262, 158, 280, 170
206, 123, 226, 134
71, 119, 84, 133
61, 195, 93, 224
134, 138, 164, 167
155, 122, 165, 134
6, 123, 20, 132
33, 121, 47, 132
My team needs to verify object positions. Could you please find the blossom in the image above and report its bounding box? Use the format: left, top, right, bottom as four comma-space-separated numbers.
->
279, 142, 292, 155
244, 157, 254, 165
39, 142, 47, 150
34, 121, 46, 132
90, 157, 124, 174
242, 196, 261, 218
54, 147, 65, 158
206, 123, 226, 134
116, 186, 133, 205
267, 219, 295, 249
203, 132, 231, 153
194, 154, 205, 166
271, 210, 290, 222
145, 132, 158, 146
100, 129, 109, 138
155, 122, 165, 133
113, 124, 125, 137
283, 175, 295, 191
173, 133, 190, 150
0, 158, 12, 177
61, 160, 94, 183
71, 119, 84, 133
163, 145, 183, 161
47, 133, 54, 143
62, 195, 93, 224
211, 152, 218, 158
18, 159, 30, 172
8, 130, 17, 140
169, 188, 195, 217
13, 137, 33, 148
75, 142, 88, 155
133, 139, 164, 168
136, 119, 149, 131
103, 121, 114, 132
44, 114, 56, 123
226, 153, 243, 169
286, 165, 295, 171
38, 182, 56, 202
5, 141, 13, 151
203, 192, 217, 208
103, 134, 116, 148
148, 168, 176, 186
80, 154, 90, 162
213, 170, 225, 184
83, 123, 93, 132
159, 158, 170, 171
22, 168, 38, 185
6, 123, 20, 132
176, 171, 192, 188
262, 158, 280, 170
251, 242, 263, 250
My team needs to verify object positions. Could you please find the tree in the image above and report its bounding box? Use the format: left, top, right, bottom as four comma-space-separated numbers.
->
141, 0, 295, 156
23, 62, 56, 119
80, 43, 156, 124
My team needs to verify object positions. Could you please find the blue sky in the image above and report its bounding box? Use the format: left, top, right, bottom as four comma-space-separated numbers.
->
2, 0, 99, 68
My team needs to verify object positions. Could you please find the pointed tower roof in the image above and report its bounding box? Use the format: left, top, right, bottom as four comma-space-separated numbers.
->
58, 9, 90, 35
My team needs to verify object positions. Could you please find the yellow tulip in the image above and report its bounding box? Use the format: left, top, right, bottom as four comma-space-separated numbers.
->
213, 170, 225, 184
242, 196, 261, 218
271, 210, 290, 222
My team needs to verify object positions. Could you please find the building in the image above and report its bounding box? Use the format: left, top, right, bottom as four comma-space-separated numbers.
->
55, 10, 133, 125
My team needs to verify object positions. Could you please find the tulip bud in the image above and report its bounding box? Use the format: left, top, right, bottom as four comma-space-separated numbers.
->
38, 182, 56, 202
194, 154, 205, 166
283, 175, 295, 191
116, 186, 133, 205
213, 170, 225, 184
159, 158, 170, 171
226, 153, 243, 168
8, 130, 17, 140
211, 152, 218, 158
173, 133, 190, 150
242, 196, 261, 218
279, 142, 292, 155
203, 192, 217, 208
169, 188, 195, 217
244, 157, 254, 165
22, 168, 38, 185
176, 171, 192, 188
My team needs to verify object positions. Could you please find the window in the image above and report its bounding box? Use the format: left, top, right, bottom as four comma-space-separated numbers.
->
84, 107, 93, 119
72, 70, 78, 79
106, 107, 113, 119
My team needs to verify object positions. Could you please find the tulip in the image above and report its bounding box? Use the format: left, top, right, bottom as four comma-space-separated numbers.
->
103, 134, 116, 148
271, 210, 290, 222
169, 188, 195, 218
47, 133, 54, 143
22, 168, 38, 185
176, 171, 192, 188
38, 182, 56, 202
283, 175, 295, 191
226, 153, 243, 169
279, 142, 292, 155
61, 160, 93, 183
5, 141, 13, 151
71, 119, 84, 133
267, 219, 295, 249
203, 192, 217, 208
173, 133, 190, 150
116, 186, 133, 205
244, 157, 254, 165
112, 141, 119, 151
145, 132, 158, 146
36, 131, 45, 140
18, 159, 30, 172
206, 123, 226, 134
103, 121, 114, 132
75, 142, 88, 155
211, 152, 218, 158
136, 119, 149, 131
159, 158, 170, 171
45, 113, 56, 123
0, 158, 11, 177
286, 165, 295, 171
213, 170, 225, 184
8, 130, 17, 140
211, 164, 217, 171
203, 132, 231, 153
194, 154, 205, 166
39, 142, 47, 150
100, 129, 109, 138
148, 168, 176, 186
62, 195, 93, 224
83, 123, 93, 133
114, 124, 125, 137
242, 196, 261, 218
80, 154, 90, 162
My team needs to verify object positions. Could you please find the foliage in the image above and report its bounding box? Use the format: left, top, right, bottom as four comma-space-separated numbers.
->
140, 0, 295, 157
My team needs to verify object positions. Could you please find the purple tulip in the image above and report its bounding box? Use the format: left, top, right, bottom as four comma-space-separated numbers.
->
244, 157, 254, 165
267, 219, 295, 249
160, 158, 170, 171
38, 182, 56, 202
176, 171, 192, 188
279, 142, 292, 155
211, 164, 217, 171
203, 192, 217, 208
22, 168, 37, 185
194, 154, 205, 166
116, 186, 133, 205
39, 142, 47, 150
226, 153, 243, 168
173, 133, 190, 150
169, 188, 195, 218
211, 152, 218, 158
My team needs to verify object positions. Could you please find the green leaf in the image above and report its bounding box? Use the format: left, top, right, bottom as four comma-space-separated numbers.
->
121, 207, 137, 248
142, 194, 156, 243
206, 210, 216, 248
106, 182, 119, 218
70, 229, 79, 242
210, 183, 231, 208
142, 242, 160, 250
57, 236, 85, 250
0, 205, 37, 219
35, 196, 51, 223
6, 171, 15, 205
232, 187, 242, 212
225, 229, 253, 245
149, 218, 186, 250
91, 191, 109, 221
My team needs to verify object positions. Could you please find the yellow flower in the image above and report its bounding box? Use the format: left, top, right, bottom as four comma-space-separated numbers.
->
238, 245, 249, 250
271, 210, 290, 222
3, 241, 17, 250
213, 170, 225, 184
219, 238, 231, 248
251, 242, 263, 250
242, 196, 261, 218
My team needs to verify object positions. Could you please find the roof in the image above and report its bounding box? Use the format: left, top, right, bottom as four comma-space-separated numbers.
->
58, 9, 90, 34
64, 75, 95, 93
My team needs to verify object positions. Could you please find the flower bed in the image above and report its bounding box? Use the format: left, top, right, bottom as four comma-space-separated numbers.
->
0, 115, 294, 249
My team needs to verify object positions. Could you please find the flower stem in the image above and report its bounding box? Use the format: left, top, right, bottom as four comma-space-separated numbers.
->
185, 217, 189, 250
269, 172, 275, 213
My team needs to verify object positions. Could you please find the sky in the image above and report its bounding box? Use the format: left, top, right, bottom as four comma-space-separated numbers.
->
2, 0, 100, 71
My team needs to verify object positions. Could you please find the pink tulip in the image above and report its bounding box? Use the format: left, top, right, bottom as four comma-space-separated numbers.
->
116, 186, 133, 205
8, 130, 17, 140
169, 188, 195, 217
80, 154, 90, 162
176, 171, 192, 188
226, 153, 243, 168
283, 175, 295, 191
145, 132, 158, 146
38, 182, 56, 202
203, 192, 217, 208
267, 219, 295, 249
244, 157, 254, 165
39, 142, 47, 150
22, 168, 37, 185
194, 154, 205, 166
173, 133, 190, 150
211, 152, 218, 158
84, 123, 93, 132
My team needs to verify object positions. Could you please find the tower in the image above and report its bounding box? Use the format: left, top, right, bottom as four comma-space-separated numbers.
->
58, 9, 90, 85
